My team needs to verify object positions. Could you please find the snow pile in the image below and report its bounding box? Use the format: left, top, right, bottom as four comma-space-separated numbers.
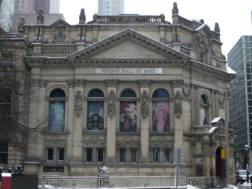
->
38, 185, 55, 189
187, 185, 200, 189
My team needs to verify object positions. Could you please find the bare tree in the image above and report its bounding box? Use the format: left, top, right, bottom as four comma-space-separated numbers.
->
0, 50, 29, 152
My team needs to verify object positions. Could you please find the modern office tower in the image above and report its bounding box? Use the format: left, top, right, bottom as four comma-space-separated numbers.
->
228, 36, 252, 169
98, 0, 124, 15
0, 0, 15, 32
34, 0, 50, 14
50, 0, 60, 14
14, 0, 34, 14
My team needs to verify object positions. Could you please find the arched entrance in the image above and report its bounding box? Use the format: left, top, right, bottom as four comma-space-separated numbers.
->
215, 146, 226, 178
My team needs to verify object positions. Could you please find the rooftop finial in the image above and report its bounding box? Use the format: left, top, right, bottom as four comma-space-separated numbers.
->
214, 22, 220, 33
172, 2, 179, 15
79, 8, 86, 24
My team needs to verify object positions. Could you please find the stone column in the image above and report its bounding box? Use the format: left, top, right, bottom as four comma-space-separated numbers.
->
69, 80, 85, 163
139, 81, 150, 162
106, 81, 117, 163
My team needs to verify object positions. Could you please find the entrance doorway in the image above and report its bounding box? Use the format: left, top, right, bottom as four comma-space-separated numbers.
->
215, 146, 226, 178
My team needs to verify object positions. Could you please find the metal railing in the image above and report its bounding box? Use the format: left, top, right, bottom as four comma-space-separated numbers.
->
39, 175, 207, 188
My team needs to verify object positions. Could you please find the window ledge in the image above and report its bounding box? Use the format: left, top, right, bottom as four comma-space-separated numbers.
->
82, 130, 106, 135
150, 132, 174, 136
117, 132, 139, 136
42, 129, 70, 135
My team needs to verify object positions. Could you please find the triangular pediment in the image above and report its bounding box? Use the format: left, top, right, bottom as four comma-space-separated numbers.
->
91, 40, 167, 59
68, 28, 190, 61
50, 18, 70, 28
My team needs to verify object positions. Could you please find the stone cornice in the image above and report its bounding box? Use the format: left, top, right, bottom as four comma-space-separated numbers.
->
25, 56, 233, 81
190, 60, 234, 81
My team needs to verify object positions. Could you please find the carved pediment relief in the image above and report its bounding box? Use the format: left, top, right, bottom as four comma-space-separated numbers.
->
50, 18, 70, 28
67, 28, 190, 62
91, 40, 167, 60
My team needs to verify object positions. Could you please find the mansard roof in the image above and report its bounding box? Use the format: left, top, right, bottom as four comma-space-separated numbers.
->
67, 28, 191, 61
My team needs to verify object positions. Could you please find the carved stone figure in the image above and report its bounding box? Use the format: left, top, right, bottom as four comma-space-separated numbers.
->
141, 90, 149, 118
108, 91, 115, 117
79, 9, 86, 24
75, 91, 82, 116
214, 22, 220, 33
18, 18, 25, 34
36, 9, 44, 24
172, 2, 179, 15
183, 83, 191, 97
174, 91, 182, 118
218, 93, 224, 106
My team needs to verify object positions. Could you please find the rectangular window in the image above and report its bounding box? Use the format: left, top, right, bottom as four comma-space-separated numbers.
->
58, 148, 65, 161
130, 148, 137, 162
164, 148, 173, 162
97, 148, 104, 162
47, 148, 54, 161
152, 148, 160, 162
48, 101, 65, 132
86, 148, 93, 162
119, 148, 126, 162
0, 143, 8, 164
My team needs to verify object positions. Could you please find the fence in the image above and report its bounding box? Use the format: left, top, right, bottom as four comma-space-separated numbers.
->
39, 176, 208, 188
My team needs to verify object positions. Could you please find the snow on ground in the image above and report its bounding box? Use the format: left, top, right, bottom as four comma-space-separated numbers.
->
39, 184, 239, 189
186, 185, 200, 189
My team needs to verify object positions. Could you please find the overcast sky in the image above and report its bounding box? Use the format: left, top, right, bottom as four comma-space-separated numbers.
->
60, 0, 252, 56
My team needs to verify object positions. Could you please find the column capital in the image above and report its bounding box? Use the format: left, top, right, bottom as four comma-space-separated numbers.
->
105, 80, 118, 88
67, 79, 86, 88
138, 80, 151, 88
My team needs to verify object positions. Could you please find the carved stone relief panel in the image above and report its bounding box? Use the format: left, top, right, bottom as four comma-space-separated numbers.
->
75, 90, 83, 117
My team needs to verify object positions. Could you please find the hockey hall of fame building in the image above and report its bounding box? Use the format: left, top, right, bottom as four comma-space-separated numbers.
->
10, 3, 234, 179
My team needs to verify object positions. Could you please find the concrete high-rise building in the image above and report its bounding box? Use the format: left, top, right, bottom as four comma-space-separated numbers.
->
0, 0, 15, 32
98, 0, 124, 15
15, 0, 59, 14
14, 0, 34, 14
228, 36, 252, 170
50, 0, 60, 14
34, 0, 50, 14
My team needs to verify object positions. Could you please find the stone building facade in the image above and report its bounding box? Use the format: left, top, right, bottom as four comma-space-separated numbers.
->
1, 2, 234, 182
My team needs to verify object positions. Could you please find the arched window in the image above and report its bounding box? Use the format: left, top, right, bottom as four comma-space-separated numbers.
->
48, 88, 66, 132
152, 89, 170, 132
120, 89, 137, 132
199, 94, 209, 125
87, 89, 104, 131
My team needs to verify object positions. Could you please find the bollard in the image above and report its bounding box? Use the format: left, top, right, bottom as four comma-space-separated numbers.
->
1, 173, 11, 189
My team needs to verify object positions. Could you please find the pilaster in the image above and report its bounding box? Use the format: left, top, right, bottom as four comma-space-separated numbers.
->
68, 79, 85, 163
105, 80, 117, 163
172, 81, 184, 163
139, 80, 151, 162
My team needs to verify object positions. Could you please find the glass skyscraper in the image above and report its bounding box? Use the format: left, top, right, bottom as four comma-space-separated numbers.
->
0, 0, 14, 32
98, 0, 124, 15
228, 35, 252, 169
